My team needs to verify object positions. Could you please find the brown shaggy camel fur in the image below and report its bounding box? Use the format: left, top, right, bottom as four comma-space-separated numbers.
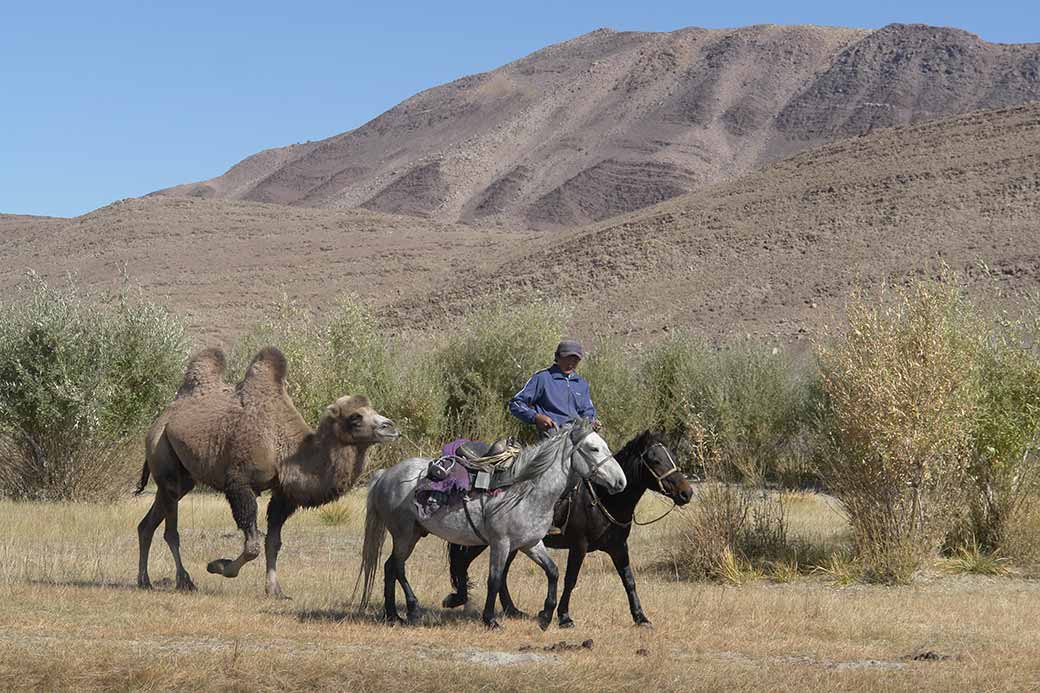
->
135, 346, 399, 597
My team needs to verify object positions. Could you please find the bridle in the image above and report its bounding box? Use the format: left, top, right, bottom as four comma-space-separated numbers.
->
588, 440, 685, 528
571, 429, 617, 482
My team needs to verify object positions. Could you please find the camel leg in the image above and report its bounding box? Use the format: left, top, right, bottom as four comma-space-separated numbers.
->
137, 496, 165, 589
498, 550, 528, 618
520, 541, 559, 631
264, 492, 297, 599
608, 542, 651, 626
483, 539, 511, 629
384, 531, 420, 624
556, 545, 587, 628
162, 480, 197, 591
443, 543, 484, 609
207, 483, 260, 578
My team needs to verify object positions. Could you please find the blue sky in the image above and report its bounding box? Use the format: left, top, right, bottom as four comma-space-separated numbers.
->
3, 1, 1037, 218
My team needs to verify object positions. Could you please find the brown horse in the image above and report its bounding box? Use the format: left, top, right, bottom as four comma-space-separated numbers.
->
443, 430, 693, 627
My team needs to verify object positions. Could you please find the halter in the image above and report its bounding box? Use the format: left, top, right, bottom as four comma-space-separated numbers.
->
588, 441, 685, 528
570, 429, 617, 482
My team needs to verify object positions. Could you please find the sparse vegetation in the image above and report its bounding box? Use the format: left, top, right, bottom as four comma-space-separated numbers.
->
0, 272, 187, 500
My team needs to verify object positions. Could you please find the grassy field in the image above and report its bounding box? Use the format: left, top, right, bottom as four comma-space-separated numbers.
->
1, 489, 1039, 692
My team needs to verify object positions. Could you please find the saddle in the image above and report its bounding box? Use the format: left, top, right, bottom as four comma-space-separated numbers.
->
427, 437, 520, 490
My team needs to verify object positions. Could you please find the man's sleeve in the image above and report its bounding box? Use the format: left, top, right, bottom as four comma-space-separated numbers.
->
509, 372, 542, 424
579, 378, 597, 420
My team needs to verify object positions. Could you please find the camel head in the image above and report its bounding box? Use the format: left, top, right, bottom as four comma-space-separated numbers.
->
324, 395, 400, 446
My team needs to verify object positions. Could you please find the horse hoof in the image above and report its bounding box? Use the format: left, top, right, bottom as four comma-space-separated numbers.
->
137, 578, 152, 590
384, 615, 406, 627
442, 593, 466, 609
176, 578, 197, 592
537, 612, 553, 631
484, 619, 502, 630
558, 617, 575, 629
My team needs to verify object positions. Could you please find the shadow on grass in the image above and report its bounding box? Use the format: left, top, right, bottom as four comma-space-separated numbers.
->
295, 605, 483, 628
27, 578, 142, 592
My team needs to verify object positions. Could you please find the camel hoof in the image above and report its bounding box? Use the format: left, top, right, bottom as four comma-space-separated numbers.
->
538, 611, 553, 631
266, 590, 292, 601
558, 616, 575, 629
484, 619, 502, 630
207, 559, 239, 578
503, 607, 529, 620
442, 593, 466, 609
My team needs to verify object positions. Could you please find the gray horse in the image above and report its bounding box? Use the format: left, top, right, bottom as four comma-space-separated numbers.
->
356, 420, 626, 629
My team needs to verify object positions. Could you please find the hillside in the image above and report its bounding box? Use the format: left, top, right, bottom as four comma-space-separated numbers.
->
383, 102, 1040, 343
0, 200, 528, 344
152, 23, 1040, 229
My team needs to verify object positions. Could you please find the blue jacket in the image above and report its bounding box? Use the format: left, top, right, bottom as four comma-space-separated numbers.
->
509, 364, 596, 428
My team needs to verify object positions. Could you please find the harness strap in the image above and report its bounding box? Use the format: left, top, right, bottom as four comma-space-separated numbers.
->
462, 496, 488, 545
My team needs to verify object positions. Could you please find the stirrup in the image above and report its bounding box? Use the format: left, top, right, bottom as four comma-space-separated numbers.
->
547, 526, 563, 536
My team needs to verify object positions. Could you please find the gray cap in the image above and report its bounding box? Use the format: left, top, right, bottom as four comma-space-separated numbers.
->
555, 339, 584, 359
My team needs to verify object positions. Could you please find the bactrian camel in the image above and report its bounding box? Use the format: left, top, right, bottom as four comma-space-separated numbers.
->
135, 346, 399, 597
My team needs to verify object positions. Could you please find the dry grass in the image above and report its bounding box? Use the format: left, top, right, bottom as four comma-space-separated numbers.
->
2, 490, 1040, 691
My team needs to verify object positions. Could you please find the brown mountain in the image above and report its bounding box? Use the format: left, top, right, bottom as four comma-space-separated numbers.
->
5, 101, 1038, 347
383, 101, 1040, 344
152, 23, 1040, 230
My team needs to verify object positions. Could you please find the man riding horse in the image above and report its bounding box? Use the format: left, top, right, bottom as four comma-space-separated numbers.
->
510, 339, 599, 532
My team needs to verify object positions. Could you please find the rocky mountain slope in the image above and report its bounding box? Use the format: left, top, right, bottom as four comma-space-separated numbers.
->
152, 23, 1040, 230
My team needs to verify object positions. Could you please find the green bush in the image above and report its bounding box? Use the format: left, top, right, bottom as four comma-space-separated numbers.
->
960, 308, 1040, 555
815, 275, 983, 582
641, 333, 817, 483
229, 295, 448, 466
432, 301, 568, 441
0, 272, 188, 500
578, 337, 646, 447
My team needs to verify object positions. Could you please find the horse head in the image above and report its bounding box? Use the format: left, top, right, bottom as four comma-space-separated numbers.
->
569, 419, 626, 494
637, 431, 693, 505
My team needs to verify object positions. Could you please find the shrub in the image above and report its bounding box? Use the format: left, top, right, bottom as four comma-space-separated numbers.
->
642, 333, 817, 483
0, 272, 188, 500
230, 295, 448, 467
815, 275, 984, 582
959, 309, 1040, 554
578, 337, 646, 447
432, 301, 568, 441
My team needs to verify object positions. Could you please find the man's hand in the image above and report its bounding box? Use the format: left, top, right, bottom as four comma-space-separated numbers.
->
591, 419, 603, 432
534, 414, 557, 432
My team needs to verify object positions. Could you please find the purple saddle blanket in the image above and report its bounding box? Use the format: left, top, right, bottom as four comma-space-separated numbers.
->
415, 453, 472, 520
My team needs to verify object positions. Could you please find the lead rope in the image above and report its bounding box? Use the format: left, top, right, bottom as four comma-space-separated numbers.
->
586, 478, 679, 528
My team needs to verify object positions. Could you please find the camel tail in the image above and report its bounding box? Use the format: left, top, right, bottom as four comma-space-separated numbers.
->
134, 460, 151, 496
352, 469, 388, 610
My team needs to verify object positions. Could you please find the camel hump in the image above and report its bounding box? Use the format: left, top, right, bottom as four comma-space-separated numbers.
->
237, 346, 289, 399
176, 347, 229, 398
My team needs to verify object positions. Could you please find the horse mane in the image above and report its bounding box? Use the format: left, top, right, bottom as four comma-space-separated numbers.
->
612, 429, 666, 484
488, 419, 593, 512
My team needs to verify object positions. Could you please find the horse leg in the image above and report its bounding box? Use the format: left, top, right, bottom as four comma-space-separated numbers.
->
557, 545, 587, 628
483, 540, 511, 629
443, 542, 484, 609
162, 478, 197, 591
207, 482, 259, 578
264, 492, 297, 599
520, 541, 559, 631
608, 542, 651, 626
498, 550, 527, 618
384, 529, 420, 625
136, 494, 165, 589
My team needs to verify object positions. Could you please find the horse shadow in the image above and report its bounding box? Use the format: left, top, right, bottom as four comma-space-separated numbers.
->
295, 605, 481, 628
27, 578, 141, 592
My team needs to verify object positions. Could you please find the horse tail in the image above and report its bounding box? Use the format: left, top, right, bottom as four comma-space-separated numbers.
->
352, 469, 388, 610
134, 460, 151, 496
